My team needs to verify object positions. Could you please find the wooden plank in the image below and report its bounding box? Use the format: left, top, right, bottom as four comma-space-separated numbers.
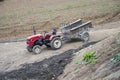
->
61, 19, 82, 30
70, 21, 92, 31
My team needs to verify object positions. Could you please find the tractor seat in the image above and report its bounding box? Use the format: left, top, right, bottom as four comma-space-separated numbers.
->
44, 33, 51, 39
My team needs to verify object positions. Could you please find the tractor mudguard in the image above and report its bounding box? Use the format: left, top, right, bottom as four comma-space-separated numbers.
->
49, 35, 61, 41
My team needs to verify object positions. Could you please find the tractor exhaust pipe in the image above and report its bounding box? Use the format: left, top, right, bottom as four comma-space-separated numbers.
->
33, 26, 36, 35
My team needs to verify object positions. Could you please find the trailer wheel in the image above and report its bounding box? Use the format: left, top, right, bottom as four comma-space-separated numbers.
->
32, 45, 42, 54
81, 32, 89, 42
50, 37, 62, 50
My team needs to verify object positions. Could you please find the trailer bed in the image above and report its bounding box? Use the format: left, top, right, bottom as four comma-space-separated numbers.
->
60, 19, 93, 41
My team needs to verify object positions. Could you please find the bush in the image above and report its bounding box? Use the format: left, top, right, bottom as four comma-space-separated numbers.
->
83, 51, 98, 64
111, 53, 120, 63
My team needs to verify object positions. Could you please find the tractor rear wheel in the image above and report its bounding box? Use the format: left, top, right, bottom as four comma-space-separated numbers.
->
50, 37, 62, 50
32, 45, 42, 54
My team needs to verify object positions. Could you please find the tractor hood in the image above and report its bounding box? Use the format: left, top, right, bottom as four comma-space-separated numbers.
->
27, 34, 42, 40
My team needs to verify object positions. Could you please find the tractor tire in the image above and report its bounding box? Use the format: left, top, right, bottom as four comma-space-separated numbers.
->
32, 45, 42, 54
27, 46, 32, 52
81, 32, 89, 42
50, 37, 62, 50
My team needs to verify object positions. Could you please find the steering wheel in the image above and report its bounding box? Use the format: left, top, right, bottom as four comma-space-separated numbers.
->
42, 31, 48, 38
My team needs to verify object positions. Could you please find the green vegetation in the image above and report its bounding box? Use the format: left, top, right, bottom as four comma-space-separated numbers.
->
83, 51, 98, 64
111, 53, 120, 63
75, 51, 98, 65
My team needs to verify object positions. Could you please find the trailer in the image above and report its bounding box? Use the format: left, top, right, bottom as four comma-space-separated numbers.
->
60, 19, 93, 41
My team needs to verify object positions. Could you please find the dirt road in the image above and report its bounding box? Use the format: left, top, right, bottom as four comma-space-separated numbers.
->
0, 21, 120, 72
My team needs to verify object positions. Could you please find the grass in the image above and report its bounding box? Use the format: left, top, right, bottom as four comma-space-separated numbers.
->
76, 51, 98, 64
83, 51, 98, 64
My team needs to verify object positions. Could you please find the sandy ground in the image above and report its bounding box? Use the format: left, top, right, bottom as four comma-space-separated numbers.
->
0, 21, 120, 72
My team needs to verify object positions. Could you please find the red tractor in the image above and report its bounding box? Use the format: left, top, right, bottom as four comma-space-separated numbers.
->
26, 19, 92, 54
26, 30, 62, 54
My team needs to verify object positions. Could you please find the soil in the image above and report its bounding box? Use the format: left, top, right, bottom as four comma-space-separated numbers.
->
0, 21, 120, 72
0, 49, 75, 80
0, 0, 120, 41
0, 0, 120, 79
0, 41, 99, 80
58, 29, 120, 80
0, 21, 120, 80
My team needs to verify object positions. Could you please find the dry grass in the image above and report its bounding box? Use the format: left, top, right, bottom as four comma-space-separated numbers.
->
0, 0, 120, 41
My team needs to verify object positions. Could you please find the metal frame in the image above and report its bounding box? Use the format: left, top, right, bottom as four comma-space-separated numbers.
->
60, 19, 93, 40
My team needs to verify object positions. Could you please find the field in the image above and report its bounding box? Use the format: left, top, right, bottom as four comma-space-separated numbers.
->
0, 22, 120, 80
0, 0, 120, 79
0, 0, 120, 41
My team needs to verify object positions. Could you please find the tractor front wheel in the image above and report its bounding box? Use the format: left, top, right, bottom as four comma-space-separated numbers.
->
32, 45, 42, 54
50, 37, 62, 50
27, 46, 32, 52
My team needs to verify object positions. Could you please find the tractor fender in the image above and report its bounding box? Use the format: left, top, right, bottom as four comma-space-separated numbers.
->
49, 35, 61, 41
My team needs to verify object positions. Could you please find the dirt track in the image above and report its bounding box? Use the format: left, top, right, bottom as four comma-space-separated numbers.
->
0, 21, 120, 72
